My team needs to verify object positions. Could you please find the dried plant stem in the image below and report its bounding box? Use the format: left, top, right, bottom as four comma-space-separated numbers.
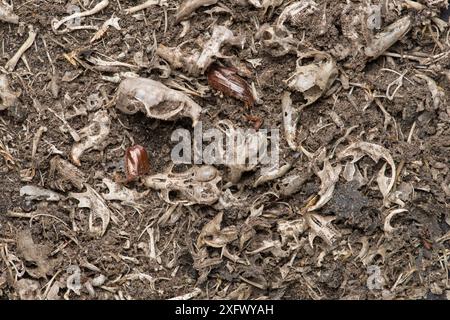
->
31, 126, 47, 160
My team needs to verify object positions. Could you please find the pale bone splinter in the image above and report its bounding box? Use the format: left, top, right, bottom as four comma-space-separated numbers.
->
124, 0, 165, 15
52, 0, 109, 31
5, 25, 37, 72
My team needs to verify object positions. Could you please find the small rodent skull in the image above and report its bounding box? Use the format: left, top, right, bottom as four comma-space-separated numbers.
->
143, 165, 222, 205
286, 50, 338, 107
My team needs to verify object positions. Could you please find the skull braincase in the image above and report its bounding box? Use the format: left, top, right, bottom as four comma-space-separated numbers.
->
143, 165, 222, 205
256, 24, 298, 57
287, 51, 338, 106
116, 77, 201, 126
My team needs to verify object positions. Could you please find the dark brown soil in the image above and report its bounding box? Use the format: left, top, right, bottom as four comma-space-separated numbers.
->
0, 0, 449, 300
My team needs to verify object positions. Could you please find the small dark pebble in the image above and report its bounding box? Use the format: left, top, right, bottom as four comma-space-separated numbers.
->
21, 200, 36, 213
440, 2, 450, 21
8, 103, 28, 123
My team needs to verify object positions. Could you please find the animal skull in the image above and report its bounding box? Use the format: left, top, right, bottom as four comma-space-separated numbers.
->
365, 16, 411, 59
0, 1, 19, 24
143, 165, 221, 205
286, 50, 338, 107
116, 77, 202, 126
255, 24, 298, 57
0, 74, 20, 111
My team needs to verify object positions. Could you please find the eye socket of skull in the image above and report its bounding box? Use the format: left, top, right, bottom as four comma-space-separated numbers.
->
168, 190, 181, 202
262, 30, 273, 40
87, 122, 102, 136
118, 102, 138, 114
